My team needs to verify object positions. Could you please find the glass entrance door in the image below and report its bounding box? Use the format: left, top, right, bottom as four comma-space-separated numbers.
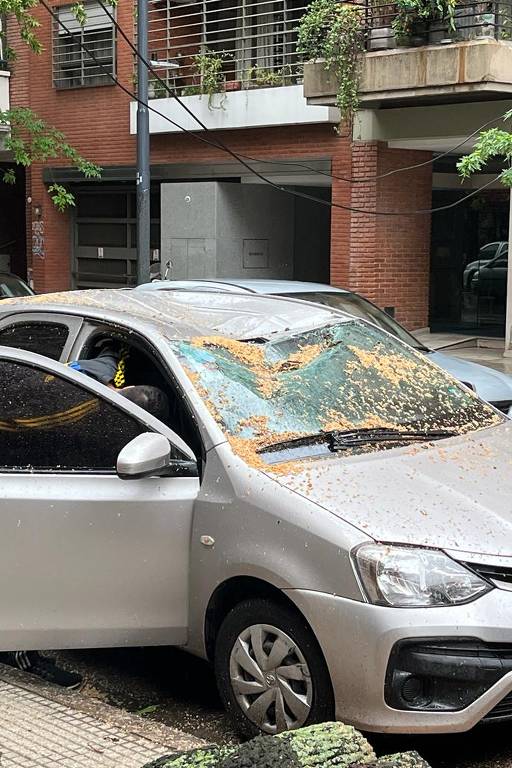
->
430, 189, 508, 337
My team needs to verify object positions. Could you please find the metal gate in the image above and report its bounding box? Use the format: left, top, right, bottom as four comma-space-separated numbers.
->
72, 188, 160, 289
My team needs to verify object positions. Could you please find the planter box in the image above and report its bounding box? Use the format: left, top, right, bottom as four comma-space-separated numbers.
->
368, 27, 397, 50
225, 80, 241, 91
428, 20, 454, 44
396, 23, 429, 47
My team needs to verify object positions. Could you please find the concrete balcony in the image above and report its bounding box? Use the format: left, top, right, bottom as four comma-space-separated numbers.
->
305, 38, 512, 108
130, 85, 340, 135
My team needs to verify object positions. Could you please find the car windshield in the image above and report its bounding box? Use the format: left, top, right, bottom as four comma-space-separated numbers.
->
0, 275, 33, 299
280, 292, 425, 350
171, 320, 502, 469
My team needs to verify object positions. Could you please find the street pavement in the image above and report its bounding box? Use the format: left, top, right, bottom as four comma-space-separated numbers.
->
52, 647, 512, 768
3, 647, 512, 767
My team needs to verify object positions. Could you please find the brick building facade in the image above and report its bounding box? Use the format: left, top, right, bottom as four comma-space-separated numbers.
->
5, 0, 435, 330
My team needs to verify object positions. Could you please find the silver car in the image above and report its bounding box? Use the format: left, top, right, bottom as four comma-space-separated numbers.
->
137, 279, 512, 416
0, 289, 512, 737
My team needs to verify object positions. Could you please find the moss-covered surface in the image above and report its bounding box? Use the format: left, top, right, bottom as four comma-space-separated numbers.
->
143, 723, 431, 768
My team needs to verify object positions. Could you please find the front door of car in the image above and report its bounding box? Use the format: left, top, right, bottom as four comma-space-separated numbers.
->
484, 246, 508, 301
0, 346, 199, 651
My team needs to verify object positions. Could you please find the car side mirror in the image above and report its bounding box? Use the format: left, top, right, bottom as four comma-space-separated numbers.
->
117, 432, 171, 480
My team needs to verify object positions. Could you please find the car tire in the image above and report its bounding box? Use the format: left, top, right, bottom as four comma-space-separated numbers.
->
214, 597, 334, 738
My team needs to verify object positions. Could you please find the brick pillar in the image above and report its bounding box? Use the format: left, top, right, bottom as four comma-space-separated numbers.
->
343, 142, 432, 331
29, 166, 72, 293
329, 134, 353, 288
347, 142, 380, 304
375, 145, 432, 329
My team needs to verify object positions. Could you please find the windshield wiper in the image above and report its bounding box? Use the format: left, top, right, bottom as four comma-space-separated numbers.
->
327, 427, 457, 451
259, 426, 457, 454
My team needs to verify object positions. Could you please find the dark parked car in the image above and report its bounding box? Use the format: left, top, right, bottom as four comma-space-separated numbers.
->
0, 273, 34, 300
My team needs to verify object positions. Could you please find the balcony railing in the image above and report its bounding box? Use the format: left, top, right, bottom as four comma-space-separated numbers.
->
141, 0, 512, 103
141, 0, 308, 98
366, 0, 512, 50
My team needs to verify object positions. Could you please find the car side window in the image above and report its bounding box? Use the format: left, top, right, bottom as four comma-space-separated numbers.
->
0, 360, 146, 472
479, 244, 500, 260
0, 322, 69, 361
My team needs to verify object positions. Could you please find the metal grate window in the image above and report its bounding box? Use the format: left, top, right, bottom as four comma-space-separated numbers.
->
141, 0, 309, 98
0, 16, 8, 70
52, 1, 116, 89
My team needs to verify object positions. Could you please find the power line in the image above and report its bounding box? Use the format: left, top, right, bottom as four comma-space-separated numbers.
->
39, 0, 504, 217
95, 0, 506, 186
238, 116, 505, 182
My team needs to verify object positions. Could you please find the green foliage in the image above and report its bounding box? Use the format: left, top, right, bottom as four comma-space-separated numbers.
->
0, 107, 101, 209
0, 1, 112, 210
149, 76, 169, 99
457, 115, 512, 188
0, 0, 42, 54
144, 722, 431, 768
392, 0, 456, 40
246, 65, 284, 87
72, 1, 87, 26
192, 48, 228, 109
2, 168, 16, 184
0, 0, 111, 53
48, 184, 75, 212
181, 84, 202, 96
136, 704, 160, 716
297, 0, 365, 119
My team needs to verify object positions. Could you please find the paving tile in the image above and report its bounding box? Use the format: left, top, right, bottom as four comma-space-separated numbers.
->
0, 680, 171, 768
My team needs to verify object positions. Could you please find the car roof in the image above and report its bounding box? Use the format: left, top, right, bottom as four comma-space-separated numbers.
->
0, 272, 28, 280
140, 279, 350, 295
0, 288, 348, 341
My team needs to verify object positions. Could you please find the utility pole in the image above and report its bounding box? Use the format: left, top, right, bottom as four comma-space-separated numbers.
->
136, 0, 151, 285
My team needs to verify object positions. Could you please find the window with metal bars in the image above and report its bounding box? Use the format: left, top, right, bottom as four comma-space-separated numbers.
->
52, 1, 116, 89
144, 0, 308, 97
0, 16, 8, 70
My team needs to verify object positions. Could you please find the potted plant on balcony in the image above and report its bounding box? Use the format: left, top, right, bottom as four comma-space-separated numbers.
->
297, 0, 365, 119
148, 76, 170, 100
392, 0, 457, 45
181, 84, 202, 96
368, 0, 398, 50
245, 65, 285, 88
191, 48, 231, 109
225, 79, 242, 91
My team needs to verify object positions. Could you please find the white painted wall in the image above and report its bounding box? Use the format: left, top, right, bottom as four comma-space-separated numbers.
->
130, 85, 340, 135
0, 71, 10, 114
0, 72, 10, 152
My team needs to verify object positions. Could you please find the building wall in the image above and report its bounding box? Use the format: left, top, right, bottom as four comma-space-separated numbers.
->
8, 3, 432, 328
344, 142, 432, 329
160, 181, 295, 279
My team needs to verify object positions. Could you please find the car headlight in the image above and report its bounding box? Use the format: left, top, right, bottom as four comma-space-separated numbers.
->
353, 543, 492, 608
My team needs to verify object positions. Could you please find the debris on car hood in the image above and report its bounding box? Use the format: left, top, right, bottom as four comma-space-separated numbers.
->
274, 422, 512, 558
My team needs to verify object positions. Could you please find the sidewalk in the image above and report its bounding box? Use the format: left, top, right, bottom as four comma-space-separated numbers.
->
415, 331, 512, 375
0, 664, 203, 768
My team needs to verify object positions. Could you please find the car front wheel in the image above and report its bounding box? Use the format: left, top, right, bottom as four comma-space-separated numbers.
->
214, 598, 334, 738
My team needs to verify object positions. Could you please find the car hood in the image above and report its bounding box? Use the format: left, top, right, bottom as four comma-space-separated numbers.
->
274, 423, 512, 558
428, 350, 512, 404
